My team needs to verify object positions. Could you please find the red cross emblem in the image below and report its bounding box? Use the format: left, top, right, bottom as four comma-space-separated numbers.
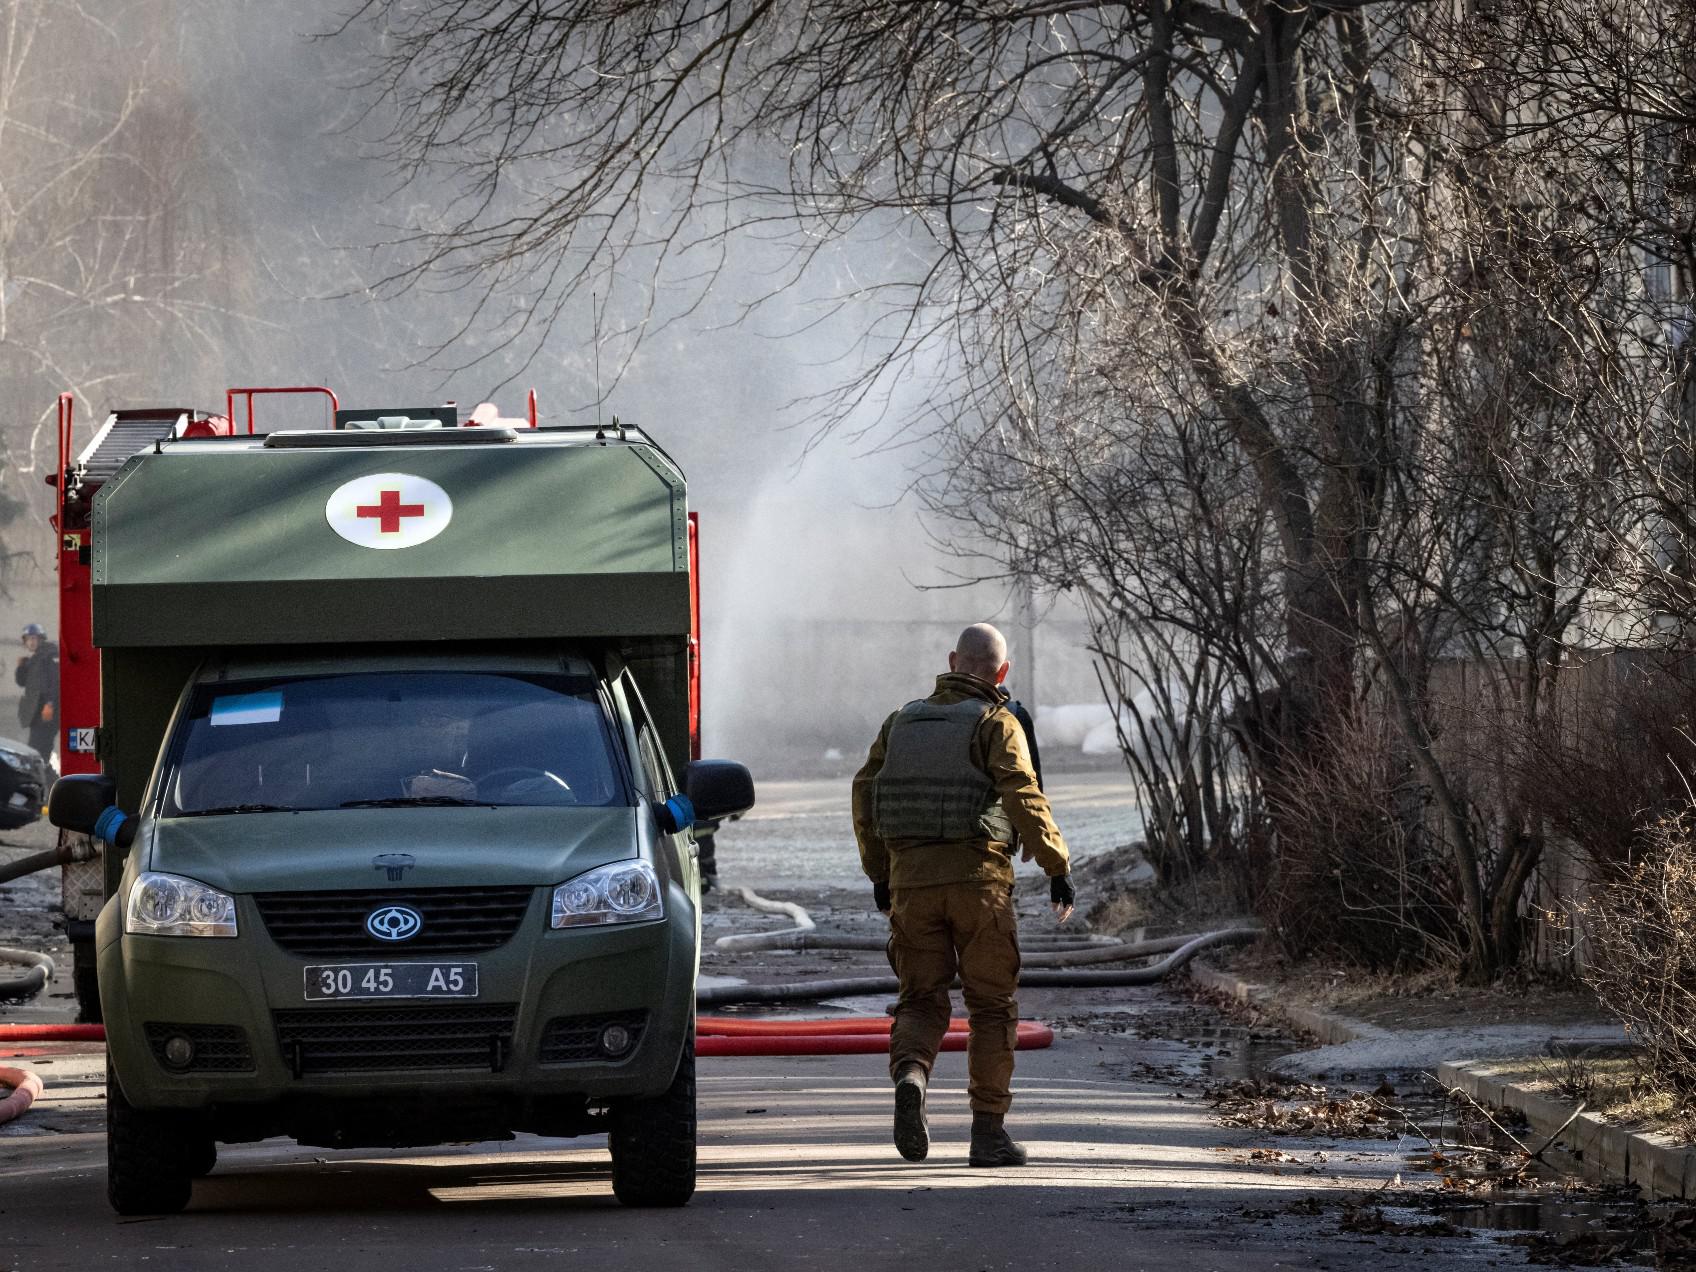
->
327, 472, 451, 549
355, 489, 426, 534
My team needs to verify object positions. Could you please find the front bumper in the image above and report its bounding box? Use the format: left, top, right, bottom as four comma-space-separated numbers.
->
98, 882, 697, 1132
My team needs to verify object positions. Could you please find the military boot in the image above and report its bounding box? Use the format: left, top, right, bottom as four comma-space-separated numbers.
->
968, 1111, 1028, 1167
892, 1065, 930, 1162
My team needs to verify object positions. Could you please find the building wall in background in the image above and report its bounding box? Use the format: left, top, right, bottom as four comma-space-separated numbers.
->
702, 493, 1101, 771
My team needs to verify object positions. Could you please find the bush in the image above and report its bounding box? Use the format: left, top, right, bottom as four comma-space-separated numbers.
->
1581, 811, 1696, 1115
1261, 706, 1464, 970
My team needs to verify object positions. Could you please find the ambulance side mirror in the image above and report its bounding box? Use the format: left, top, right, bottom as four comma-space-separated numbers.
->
48, 773, 117, 835
684, 760, 755, 823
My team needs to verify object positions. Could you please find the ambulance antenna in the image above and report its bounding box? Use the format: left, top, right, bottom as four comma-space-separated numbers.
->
593, 291, 604, 434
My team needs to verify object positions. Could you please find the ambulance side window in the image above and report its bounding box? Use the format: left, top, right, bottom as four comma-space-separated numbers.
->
638, 730, 672, 800
620, 673, 675, 799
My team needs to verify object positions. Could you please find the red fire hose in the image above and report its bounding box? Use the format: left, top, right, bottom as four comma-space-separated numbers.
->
0, 1023, 105, 1091
0, 1015, 1047, 1125
699, 1016, 969, 1037
0, 1024, 104, 1042
696, 1016, 1053, 1056
0, 1066, 43, 1125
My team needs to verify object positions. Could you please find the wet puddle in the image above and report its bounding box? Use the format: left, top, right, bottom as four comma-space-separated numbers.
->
1438, 1193, 1672, 1266
1194, 1024, 1297, 1083
1441, 1194, 1642, 1232
1050, 985, 1308, 1086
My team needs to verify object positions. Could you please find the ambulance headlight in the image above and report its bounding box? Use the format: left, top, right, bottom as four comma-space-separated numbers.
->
551, 861, 663, 928
125, 871, 238, 938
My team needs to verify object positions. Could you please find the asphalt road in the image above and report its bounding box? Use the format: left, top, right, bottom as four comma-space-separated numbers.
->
719, 770, 1145, 888
1, 1012, 1544, 1272
0, 786, 1632, 1271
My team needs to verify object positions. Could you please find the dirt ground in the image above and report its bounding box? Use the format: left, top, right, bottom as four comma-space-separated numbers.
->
1222, 953, 1614, 1034
0, 819, 70, 954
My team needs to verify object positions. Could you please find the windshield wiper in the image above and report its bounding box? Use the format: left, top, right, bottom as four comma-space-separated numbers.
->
337, 796, 499, 809
178, 803, 296, 816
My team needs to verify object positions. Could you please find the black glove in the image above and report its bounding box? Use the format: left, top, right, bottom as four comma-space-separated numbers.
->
1050, 874, 1075, 909
873, 881, 892, 913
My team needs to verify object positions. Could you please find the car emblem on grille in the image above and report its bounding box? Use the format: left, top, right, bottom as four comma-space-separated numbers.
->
366, 905, 422, 942
372, 853, 416, 882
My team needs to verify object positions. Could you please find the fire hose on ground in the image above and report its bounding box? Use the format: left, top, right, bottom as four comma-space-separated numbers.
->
715, 927, 1216, 968
697, 924, 1261, 1006
0, 947, 55, 1002
715, 887, 1133, 955
0, 846, 76, 1001
0, 1065, 43, 1125
0, 837, 94, 1000
698, 1016, 1056, 1055
703, 886, 1259, 1003
0, 1016, 1051, 1124
0, 846, 69, 888
0, 1025, 98, 1127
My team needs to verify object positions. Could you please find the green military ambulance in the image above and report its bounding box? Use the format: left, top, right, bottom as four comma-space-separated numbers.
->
47, 407, 752, 1215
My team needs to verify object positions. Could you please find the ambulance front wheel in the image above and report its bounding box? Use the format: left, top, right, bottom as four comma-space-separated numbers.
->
608, 1035, 697, 1207
106, 1067, 199, 1216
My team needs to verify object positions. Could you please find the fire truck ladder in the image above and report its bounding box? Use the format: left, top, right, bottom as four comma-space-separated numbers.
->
72, 409, 197, 491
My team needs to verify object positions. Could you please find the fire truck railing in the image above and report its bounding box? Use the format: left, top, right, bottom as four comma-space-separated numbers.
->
226, 386, 340, 435
54, 394, 73, 533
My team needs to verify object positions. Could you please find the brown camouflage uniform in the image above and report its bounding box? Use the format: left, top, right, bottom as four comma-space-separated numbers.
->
853, 671, 1069, 1114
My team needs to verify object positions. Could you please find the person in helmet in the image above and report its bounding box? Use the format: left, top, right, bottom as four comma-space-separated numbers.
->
16, 623, 59, 765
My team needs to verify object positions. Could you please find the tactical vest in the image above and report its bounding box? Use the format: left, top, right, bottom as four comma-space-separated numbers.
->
871, 698, 1015, 844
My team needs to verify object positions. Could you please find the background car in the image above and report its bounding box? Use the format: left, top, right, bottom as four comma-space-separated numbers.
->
0, 734, 48, 829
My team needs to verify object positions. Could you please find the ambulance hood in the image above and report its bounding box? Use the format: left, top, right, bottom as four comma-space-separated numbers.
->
143, 805, 644, 894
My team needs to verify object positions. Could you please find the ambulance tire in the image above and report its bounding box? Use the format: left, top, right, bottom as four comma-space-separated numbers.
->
608, 1035, 696, 1207
72, 941, 101, 1024
106, 1067, 195, 1215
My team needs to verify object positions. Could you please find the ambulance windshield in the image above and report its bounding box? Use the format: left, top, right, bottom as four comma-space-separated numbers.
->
161, 671, 627, 815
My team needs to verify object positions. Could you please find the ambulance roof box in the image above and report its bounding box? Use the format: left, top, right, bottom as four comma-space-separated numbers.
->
90, 427, 689, 647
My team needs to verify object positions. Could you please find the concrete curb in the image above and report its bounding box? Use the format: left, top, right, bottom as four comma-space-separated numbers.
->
1438, 1059, 1696, 1200
1187, 962, 1696, 1201
1189, 963, 1393, 1048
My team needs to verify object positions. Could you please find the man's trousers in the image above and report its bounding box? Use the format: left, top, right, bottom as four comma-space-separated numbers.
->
886, 881, 1021, 1115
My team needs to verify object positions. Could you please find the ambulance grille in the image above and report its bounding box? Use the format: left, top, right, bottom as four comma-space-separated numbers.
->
252, 886, 534, 956
274, 1003, 519, 1074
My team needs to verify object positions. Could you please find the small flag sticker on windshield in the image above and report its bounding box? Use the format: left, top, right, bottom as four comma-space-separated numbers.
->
211, 692, 284, 727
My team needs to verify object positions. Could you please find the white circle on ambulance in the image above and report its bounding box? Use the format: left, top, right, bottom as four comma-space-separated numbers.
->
325, 473, 453, 549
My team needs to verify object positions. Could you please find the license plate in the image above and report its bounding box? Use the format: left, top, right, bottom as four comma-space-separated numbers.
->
303, 962, 478, 1001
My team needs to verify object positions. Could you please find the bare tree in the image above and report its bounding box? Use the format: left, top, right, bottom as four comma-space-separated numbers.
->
344, 0, 1430, 716
344, 0, 1696, 978
0, 0, 255, 576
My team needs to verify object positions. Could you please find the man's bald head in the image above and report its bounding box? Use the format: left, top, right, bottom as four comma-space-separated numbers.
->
950, 622, 1010, 684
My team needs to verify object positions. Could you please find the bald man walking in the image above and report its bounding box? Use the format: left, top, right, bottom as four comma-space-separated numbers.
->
853, 623, 1075, 1167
